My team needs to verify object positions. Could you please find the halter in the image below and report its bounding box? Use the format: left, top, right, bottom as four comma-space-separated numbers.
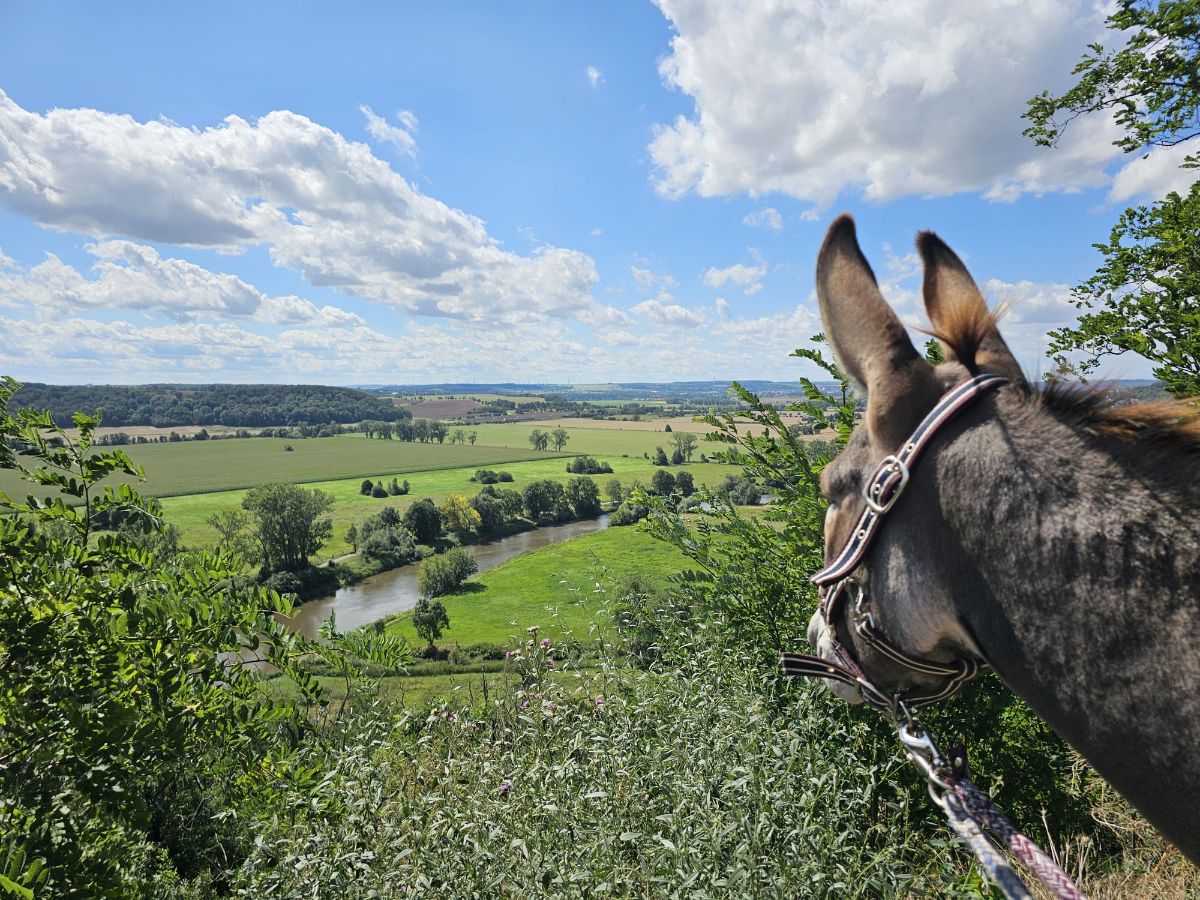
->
781, 373, 1008, 709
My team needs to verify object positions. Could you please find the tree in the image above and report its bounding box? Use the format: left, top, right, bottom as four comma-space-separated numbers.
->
522, 479, 566, 519
404, 498, 443, 545
670, 447, 685, 465
528, 428, 548, 451
605, 478, 624, 505
1024, 0, 1200, 396
468, 430, 478, 445
671, 431, 699, 461
205, 507, 256, 564
675, 470, 695, 497
345, 522, 359, 551
653, 446, 669, 466
651, 469, 676, 496
565, 475, 602, 517
411, 597, 450, 649
371, 482, 389, 498
452, 428, 466, 445
360, 478, 374, 495
439, 493, 482, 538
242, 482, 335, 573
664, 423, 672, 432
430, 421, 449, 443
551, 426, 569, 451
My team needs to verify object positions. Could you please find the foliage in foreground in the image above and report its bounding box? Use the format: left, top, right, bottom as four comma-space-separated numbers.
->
0, 378, 405, 896
1025, 0, 1200, 396
235, 636, 990, 898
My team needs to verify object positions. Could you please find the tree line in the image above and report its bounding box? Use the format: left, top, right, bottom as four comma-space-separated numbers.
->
8, 382, 413, 428
360, 419, 478, 443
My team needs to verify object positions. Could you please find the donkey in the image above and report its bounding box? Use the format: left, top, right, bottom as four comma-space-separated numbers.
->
806, 214, 1200, 865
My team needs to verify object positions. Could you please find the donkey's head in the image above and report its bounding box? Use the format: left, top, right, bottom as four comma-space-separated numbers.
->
807, 214, 1028, 704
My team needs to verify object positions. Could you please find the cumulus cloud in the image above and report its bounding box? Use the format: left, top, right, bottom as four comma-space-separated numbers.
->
714, 296, 729, 317
702, 252, 766, 295
586, 66, 604, 88
0, 90, 615, 326
631, 296, 705, 328
649, 0, 1119, 208
360, 105, 419, 159
0, 240, 364, 327
742, 207, 783, 232
1109, 142, 1200, 204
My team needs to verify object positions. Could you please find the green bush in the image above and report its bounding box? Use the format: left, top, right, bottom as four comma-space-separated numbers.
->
417, 547, 479, 598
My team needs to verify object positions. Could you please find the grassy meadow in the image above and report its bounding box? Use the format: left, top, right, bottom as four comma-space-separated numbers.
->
0, 433, 561, 499
162, 456, 732, 556
384, 524, 690, 647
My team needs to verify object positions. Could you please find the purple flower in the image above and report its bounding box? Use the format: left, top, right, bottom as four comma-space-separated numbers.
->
499, 781, 512, 795
546, 658, 555, 668
504, 650, 513, 660
540, 637, 551, 648
594, 696, 605, 707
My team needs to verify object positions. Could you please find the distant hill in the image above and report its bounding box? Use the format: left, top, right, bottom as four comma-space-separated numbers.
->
10, 383, 412, 428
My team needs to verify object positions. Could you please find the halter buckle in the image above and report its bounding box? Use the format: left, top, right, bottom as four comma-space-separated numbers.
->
863, 454, 909, 514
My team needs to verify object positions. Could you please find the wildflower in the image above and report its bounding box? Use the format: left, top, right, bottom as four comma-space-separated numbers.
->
527, 625, 540, 634
540, 637, 551, 648
499, 781, 512, 795
546, 658, 555, 668
504, 650, 513, 660
521, 699, 529, 708
594, 696, 604, 707
440, 710, 450, 719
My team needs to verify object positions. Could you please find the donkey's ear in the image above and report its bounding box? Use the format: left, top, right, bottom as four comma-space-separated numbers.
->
917, 231, 1028, 388
817, 215, 938, 447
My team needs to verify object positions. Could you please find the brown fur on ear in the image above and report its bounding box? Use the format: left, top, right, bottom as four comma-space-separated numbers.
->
917, 231, 1028, 390
816, 214, 940, 448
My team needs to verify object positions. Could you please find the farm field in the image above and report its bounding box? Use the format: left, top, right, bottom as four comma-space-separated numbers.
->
531, 414, 836, 436
385, 524, 690, 647
161, 457, 732, 556
0, 434, 562, 500
464, 422, 728, 458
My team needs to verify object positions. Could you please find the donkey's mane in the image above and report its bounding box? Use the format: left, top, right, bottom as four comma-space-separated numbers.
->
926, 298, 1200, 453
1038, 380, 1200, 454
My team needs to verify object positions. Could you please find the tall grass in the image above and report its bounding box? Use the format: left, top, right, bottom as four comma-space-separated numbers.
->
234, 633, 994, 897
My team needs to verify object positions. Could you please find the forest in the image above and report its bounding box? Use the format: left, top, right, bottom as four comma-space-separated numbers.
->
7, 383, 412, 428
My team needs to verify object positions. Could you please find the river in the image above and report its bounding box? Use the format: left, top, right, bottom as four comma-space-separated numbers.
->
286, 514, 611, 638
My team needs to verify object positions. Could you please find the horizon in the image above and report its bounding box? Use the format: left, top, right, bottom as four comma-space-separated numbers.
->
1, 3, 1186, 386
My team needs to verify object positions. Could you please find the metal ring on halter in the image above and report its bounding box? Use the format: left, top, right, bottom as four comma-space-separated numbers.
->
864, 454, 909, 513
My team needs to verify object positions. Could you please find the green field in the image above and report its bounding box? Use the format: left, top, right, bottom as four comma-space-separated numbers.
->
162, 457, 732, 556
385, 525, 690, 647
465, 422, 723, 459
0, 434, 561, 500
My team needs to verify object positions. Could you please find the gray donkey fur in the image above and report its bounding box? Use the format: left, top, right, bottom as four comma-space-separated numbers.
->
808, 214, 1200, 864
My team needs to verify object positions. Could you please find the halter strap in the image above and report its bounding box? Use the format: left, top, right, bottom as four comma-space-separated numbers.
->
783, 372, 1008, 709
813, 373, 1009, 587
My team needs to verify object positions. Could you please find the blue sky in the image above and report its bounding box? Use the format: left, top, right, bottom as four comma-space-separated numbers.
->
0, 1, 1192, 385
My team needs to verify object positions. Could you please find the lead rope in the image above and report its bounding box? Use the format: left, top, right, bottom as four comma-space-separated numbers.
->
895, 707, 1085, 900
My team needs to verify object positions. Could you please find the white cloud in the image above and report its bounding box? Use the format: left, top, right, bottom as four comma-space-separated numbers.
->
742, 207, 783, 232
631, 296, 705, 328
1109, 142, 1200, 204
586, 66, 604, 88
360, 105, 419, 159
714, 296, 729, 317
0, 91, 616, 327
649, 0, 1118, 207
0, 240, 364, 327
590, 227, 603, 236
702, 252, 766, 295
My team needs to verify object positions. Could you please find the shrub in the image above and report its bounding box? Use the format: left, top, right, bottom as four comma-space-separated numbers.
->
371, 483, 389, 498
653, 446, 669, 466
566, 455, 613, 475
609, 502, 648, 526
360, 479, 374, 495
565, 475, 602, 517
417, 547, 479, 598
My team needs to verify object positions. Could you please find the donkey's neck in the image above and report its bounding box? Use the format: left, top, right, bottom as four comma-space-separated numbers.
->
940, 394, 1200, 860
